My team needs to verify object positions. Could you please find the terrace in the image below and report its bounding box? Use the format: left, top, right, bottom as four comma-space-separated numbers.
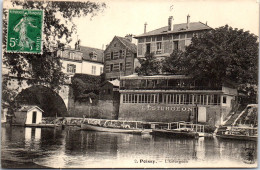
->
120, 75, 222, 91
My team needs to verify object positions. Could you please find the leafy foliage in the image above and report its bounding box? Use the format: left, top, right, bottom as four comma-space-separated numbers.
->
2, 1, 106, 90
71, 74, 101, 100
2, 1, 106, 110
135, 53, 161, 76
184, 25, 258, 86
238, 84, 258, 104
161, 25, 258, 103
1, 77, 19, 116
162, 50, 186, 75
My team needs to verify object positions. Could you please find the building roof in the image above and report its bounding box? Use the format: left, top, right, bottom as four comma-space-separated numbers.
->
116, 36, 137, 53
135, 22, 212, 38
18, 105, 44, 112
80, 46, 104, 63
121, 74, 191, 80
108, 79, 120, 87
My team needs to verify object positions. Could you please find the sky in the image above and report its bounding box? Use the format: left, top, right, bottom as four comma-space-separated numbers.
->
2, 0, 259, 49
72, 0, 259, 50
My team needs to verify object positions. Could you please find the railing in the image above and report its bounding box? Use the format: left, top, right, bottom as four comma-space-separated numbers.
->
120, 86, 222, 91
227, 126, 258, 136
167, 122, 205, 133
151, 121, 205, 133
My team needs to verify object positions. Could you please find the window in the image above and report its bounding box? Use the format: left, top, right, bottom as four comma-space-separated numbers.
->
122, 93, 158, 103
119, 50, 123, 58
111, 52, 114, 60
173, 34, 179, 39
146, 43, 151, 54
138, 38, 144, 43
156, 42, 162, 50
157, 36, 162, 41
163, 35, 171, 40
110, 64, 114, 72
92, 55, 97, 60
91, 66, 96, 75
187, 33, 193, 38
223, 96, 227, 104
119, 63, 123, 71
145, 37, 151, 42
100, 67, 103, 74
173, 41, 179, 50
90, 52, 97, 60
114, 43, 117, 47
138, 44, 143, 55
121, 80, 125, 88
179, 40, 186, 51
67, 64, 76, 73
180, 33, 185, 39
69, 52, 74, 59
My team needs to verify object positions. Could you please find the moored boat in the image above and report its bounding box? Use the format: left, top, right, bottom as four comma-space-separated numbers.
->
151, 129, 199, 138
218, 134, 257, 141
80, 123, 143, 134
12, 123, 61, 128
217, 126, 257, 141
151, 122, 204, 139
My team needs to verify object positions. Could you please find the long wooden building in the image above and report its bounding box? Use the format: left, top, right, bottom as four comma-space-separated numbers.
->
118, 74, 238, 126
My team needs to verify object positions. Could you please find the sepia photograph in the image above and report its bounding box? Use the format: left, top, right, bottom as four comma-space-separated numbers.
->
1, 0, 258, 168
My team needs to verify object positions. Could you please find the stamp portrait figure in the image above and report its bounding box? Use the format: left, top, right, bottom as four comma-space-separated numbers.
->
7, 9, 43, 54
13, 12, 37, 50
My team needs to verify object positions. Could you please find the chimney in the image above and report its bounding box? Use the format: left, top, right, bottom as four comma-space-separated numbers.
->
75, 39, 81, 50
125, 34, 133, 42
144, 22, 147, 33
168, 16, 173, 31
187, 14, 190, 29
78, 40, 81, 50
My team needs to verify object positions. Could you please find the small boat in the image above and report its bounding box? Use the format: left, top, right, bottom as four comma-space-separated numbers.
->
217, 126, 258, 141
218, 134, 257, 141
80, 123, 143, 134
151, 129, 199, 139
13, 123, 61, 128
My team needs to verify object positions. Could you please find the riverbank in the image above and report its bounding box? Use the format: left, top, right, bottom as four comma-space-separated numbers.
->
1, 159, 52, 169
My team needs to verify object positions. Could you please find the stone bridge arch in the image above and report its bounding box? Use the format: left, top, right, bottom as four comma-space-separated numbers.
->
6, 78, 70, 117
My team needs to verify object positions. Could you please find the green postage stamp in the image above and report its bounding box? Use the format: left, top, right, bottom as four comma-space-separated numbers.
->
7, 9, 43, 54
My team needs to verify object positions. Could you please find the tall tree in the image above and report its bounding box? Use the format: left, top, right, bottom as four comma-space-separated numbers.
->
3, 1, 106, 89
162, 49, 186, 75
135, 53, 161, 76
2, 1, 106, 110
161, 25, 258, 103
71, 74, 101, 100
183, 25, 258, 86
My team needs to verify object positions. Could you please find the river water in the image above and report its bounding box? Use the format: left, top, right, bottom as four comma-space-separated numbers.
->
1, 126, 257, 168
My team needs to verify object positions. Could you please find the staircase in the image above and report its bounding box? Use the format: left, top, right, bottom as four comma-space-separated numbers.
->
224, 104, 246, 126
215, 104, 258, 135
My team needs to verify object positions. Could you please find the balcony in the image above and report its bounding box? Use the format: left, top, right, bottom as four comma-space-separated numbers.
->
120, 85, 222, 91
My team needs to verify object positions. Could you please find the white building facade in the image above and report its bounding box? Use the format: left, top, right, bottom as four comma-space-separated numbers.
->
58, 44, 104, 76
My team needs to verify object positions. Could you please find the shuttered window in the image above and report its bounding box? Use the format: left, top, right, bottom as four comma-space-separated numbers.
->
138, 44, 143, 55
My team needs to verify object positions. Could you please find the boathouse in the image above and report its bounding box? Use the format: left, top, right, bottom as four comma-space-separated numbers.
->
118, 74, 238, 126
98, 79, 120, 119
13, 105, 44, 125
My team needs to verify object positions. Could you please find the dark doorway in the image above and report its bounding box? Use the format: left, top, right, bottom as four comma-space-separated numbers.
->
146, 43, 151, 54
32, 111, 37, 123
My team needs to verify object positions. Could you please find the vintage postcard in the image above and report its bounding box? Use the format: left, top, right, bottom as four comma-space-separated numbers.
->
1, 0, 258, 168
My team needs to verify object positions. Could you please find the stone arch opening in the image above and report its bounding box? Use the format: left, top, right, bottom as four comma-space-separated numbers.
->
15, 85, 68, 117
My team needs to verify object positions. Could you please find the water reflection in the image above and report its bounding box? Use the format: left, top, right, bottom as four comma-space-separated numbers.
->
1, 126, 257, 168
